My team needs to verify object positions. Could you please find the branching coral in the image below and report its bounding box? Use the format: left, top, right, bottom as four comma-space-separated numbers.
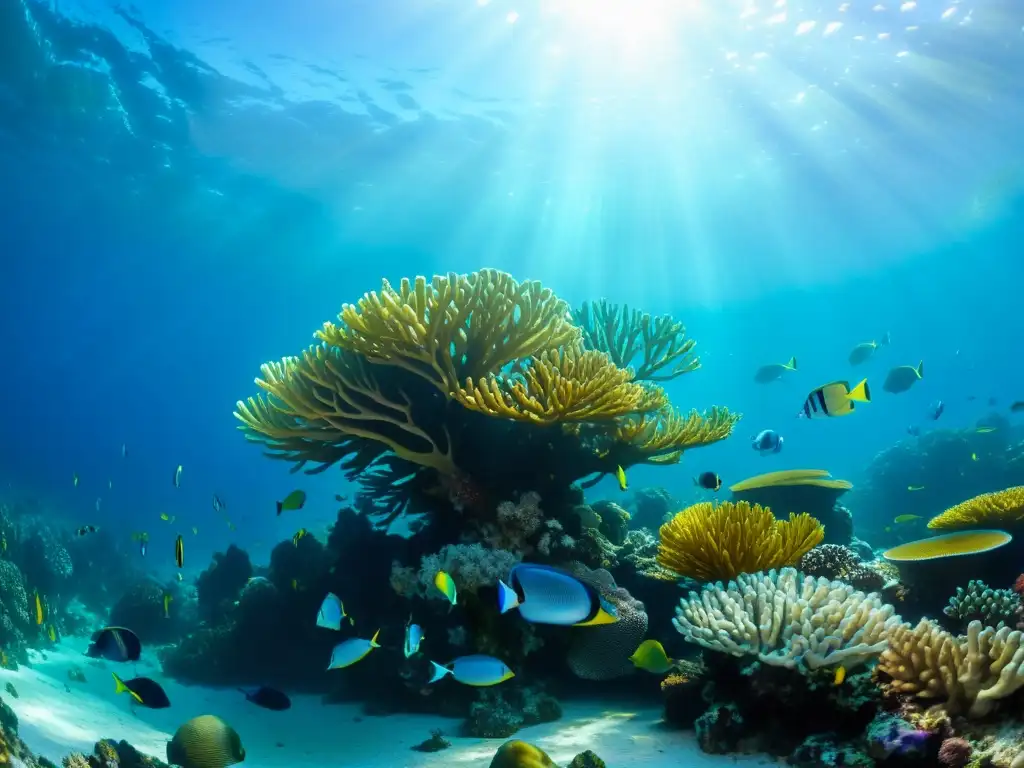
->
927, 487, 1024, 530
416, 544, 521, 599
574, 299, 700, 382
944, 580, 1022, 630
877, 618, 1024, 716
658, 501, 824, 581
613, 406, 738, 464
673, 568, 901, 671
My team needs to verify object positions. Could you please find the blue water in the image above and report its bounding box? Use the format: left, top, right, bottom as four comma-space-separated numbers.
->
2, 0, 1024, 760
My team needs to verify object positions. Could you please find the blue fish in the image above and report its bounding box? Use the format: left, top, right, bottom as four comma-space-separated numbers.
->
404, 617, 423, 658
326, 630, 380, 670
316, 592, 353, 631
497, 564, 618, 626
752, 429, 783, 454
428, 655, 514, 687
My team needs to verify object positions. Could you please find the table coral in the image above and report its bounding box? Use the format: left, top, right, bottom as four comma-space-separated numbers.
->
673, 567, 901, 671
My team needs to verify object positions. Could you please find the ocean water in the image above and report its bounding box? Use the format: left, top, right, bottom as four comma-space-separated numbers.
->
1, 0, 1024, 766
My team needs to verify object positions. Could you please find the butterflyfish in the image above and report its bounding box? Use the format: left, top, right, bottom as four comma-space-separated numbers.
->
883, 361, 923, 394
615, 465, 627, 491
497, 563, 619, 627
175, 535, 184, 568
113, 673, 170, 708
800, 379, 871, 418
628, 639, 676, 674
173, 464, 183, 488
87, 627, 142, 662
316, 592, 353, 630
167, 715, 245, 768
326, 630, 380, 670
434, 570, 457, 606
34, 592, 43, 625
239, 686, 291, 711
428, 654, 514, 687
276, 490, 306, 515
404, 617, 424, 658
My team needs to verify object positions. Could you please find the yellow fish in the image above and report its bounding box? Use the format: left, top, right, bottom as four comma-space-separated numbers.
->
893, 514, 921, 524
293, 529, 308, 547
174, 535, 184, 568
160, 513, 174, 522
291, 578, 299, 591
163, 593, 172, 619
628, 639, 675, 675
977, 427, 997, 434
833, 666, 846, 685
971, 452, 978, 461
907, 485, 925, 492
434, 571, 457, 606
615, 465, 628, 491
34, 592, 43, 625
47, 625, 56, 642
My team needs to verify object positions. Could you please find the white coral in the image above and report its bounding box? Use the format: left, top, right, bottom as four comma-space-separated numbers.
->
672, 567, 901, 671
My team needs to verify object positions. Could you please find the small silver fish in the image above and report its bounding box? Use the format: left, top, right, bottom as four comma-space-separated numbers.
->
173, 465, 183, 488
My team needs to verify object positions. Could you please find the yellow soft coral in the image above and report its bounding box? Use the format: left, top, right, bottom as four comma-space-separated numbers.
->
927, 487, 1024, 530
657, 501, 823, 581
615, 405, 739, 461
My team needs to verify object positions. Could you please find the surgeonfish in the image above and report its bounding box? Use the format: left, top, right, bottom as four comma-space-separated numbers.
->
163, 593, 173, 619
497, 563, 619, 626
428, 654, 514, 687
751, 429, 783, 454
754, 356, 797, 383
173, 465, 183, 488
848, 335, 889, 366
239, 686, 291, 711
292, 528, 308, 547
326, 630, 381, 670
34, 592, 43, 625
694, 472, 722, 491
489, 740, 556, 768
87, 627, 142, 662
434, 570, 457, 606
800, 379, 871, 419
113, 673, 171, 708
883, 361, 924, 394
316, 592, 353, 630
276, 490, 306, 515
175, 535, 184, 568
167, 715, 246, 768
628, 639, 676, 675
76, 525, 99, 536
404, 617, 424, 658
614, 465, 627, 491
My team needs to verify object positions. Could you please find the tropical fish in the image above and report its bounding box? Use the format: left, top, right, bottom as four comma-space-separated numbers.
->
175, 535, 184, 568
754, 356, 797, 383
113, 673, 170, 709
167, 715, 246, 768
87, 627, 142, 662
76, 525, 99, 536
497, 563, 619, 626
833, 666, 847, 686
628, 639, 676, 674
292, 529, 307, 547
428, 655, 515, 687
907, 485, 925, 492
1011, 401, 1024, 413
73, 472, 79, 487
614, 465, 627, 491
47, 624, 57, 642
893, 514, 921, 524
132, 531, 149, 557
160, 513, 174, 523
848, 337, 888, 366
239, 686, 291, 711
883, 361, 924, 394
800, 379, 871, 418
751, 429, 783, 454
928, 400, 945, 420
316, 592, 353, 630
108, 480, 112, 490
95, 498, 101, 512
176, 572, 183, 582
163, 593, 172, 619
276, 490, 306, 515
34, 592, 43, 625
212, 494, 226, 514
971, 452, 979, 461
693, 472, 721, 491
434, 571, 457, 606
404, 617, 424, 658
976, 427, 997, 434
326, 631, 381, 670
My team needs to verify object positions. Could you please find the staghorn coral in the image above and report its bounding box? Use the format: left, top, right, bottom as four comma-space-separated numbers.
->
417, 544, 520, 599
574, 299, 700, 382
673, 567, 901, 671
658, 501, 823, 582
613, 406, 738, 464
944, 580, 1022, 629
928, 487, 1024, 530
878, 618, 1024, 717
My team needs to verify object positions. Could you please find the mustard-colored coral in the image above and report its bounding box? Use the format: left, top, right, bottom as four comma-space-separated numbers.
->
615, 405, 739, 461
927, 487, 1024, 530
883, 530, 1012, 562
657, 501, 824, 581
729, 469, 853, 493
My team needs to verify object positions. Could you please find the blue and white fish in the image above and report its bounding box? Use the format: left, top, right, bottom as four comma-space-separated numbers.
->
326, 630, 380, 670
403, 617, 423, 658
751, 429, 783, 454
316, 592, 353, 630
428, 655, 514, 687
497, 563, 618, 627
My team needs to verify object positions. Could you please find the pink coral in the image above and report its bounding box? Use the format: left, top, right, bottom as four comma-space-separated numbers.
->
937, 737, 972, 768
1014, 574, 1024, 596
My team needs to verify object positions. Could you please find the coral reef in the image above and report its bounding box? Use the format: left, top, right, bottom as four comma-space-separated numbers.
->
467, 686, 562, 738
729, 469, 854, 545
798, 544, 889, 592
566, 566, 647, 681
928, 486, 1024, 530
628, 486, 676, 529
108, 580, 185, 645
944, 579, 1022, 630
196, 545, 253, 624
657, 501, 823, 582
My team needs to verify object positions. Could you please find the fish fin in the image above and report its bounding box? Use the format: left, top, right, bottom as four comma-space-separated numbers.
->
276, 501, 283, 515
496, 580, 519, 614
427, 661, 451, 684
112, 672, 127, 694
370, 629, 381, 647
916, 360, 924, 378
576, 606, 619, 627
786, 356, 796, 370
847, 378, 871, 403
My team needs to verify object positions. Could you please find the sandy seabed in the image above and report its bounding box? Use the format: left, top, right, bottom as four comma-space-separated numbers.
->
1, 638, 776, 767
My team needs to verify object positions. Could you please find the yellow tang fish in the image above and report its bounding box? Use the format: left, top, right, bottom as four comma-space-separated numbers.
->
34, 592, 44, 625
615, 465, 628, 491
628, 639, 676, 675
434, 571, 457, 606
833, 666, 847, 685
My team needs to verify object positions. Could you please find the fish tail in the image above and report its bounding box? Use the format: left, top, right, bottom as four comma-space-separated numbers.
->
786, 356, 797, 370
370, 629, 381, 648
276, 501, 283, 515
497, 580, 520, 614
427, 661, 451, 684
847, 378, 871, 403
916, 360, 924, 378
112, 672, 128, 695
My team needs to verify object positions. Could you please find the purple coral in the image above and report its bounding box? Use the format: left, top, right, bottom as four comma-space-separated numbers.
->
937, 737, 971, 768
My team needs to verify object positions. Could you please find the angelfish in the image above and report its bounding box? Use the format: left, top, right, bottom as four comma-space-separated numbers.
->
403, 617, 424, 658
497, 564, 618, 626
